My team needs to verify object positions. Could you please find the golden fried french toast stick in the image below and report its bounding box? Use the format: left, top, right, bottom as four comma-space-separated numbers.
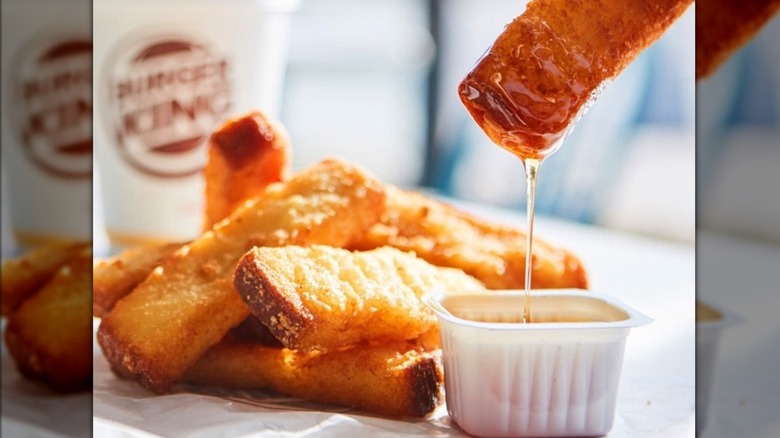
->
183, 333, 443, 418
98, 160, 385, 393
696, 0, 780, 79
4, 247, 92, 392
234, 245, 484, 352
458, 0, 692, 155
353, 186, 588, 290
1, 242, 89, 316
204, 111, 291, 230
92, 242, 181, 318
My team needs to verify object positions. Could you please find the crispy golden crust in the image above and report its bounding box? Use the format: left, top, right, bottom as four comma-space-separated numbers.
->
459, 0, 692, 155
353, 187, 588, 290
4, 248, 92, 392
97, 159, 386, 393
204, 111, 291, 230
183, 333, 444, 418
92, 243, 181, 318
234, 245, 483, 352
696, 0, 780, 79
1, 242, 89, 316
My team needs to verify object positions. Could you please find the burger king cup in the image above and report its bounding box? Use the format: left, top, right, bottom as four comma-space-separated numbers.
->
425, 289, 651, 437
1, 0, 92, 249
93, 0, 299, 248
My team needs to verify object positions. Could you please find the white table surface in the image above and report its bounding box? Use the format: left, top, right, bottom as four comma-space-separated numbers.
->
88, 199, 696, 437
696, 232, 780, 438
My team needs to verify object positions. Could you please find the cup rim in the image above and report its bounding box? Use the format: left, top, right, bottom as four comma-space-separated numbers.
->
696, 298, 743, 330
424, 288, 653, 331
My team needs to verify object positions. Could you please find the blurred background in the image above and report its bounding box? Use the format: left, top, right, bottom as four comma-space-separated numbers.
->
278, 0, 695, 243
1, 0, 695, 253
698, 14, 780, 243
696, 8, 780, 438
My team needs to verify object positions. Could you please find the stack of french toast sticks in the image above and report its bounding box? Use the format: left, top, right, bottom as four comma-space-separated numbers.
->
94, 111, 588, 417
2, 110, 587, 416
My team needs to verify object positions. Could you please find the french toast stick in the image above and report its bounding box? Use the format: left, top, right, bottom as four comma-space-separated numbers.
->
204, 111, 291, 230
234, 245, 484, 351
92, 242, 181, 318
1, 242, 89, 316
459, 0, 692, 156
4, 247, 92, 392
98, 160, 386, 393
696, 0, 780, 79
353, 186, 588, 290
183, 333, 443, 418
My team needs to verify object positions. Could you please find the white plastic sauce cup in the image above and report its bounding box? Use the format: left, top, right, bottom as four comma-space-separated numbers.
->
695, 300, 739, 435
425, 289, 651, 437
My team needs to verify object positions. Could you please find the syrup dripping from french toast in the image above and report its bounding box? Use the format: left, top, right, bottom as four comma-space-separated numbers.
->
458, 14, 595, 323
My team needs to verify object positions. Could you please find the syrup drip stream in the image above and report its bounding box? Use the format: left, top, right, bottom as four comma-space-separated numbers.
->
522, 157, 541, 324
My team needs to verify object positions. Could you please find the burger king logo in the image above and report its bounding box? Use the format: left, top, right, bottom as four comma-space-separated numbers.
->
13, 37, 92, 179
104, 35, 232, 178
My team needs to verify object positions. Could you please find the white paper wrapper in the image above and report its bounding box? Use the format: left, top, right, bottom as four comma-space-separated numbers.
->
92, 341, 465, 437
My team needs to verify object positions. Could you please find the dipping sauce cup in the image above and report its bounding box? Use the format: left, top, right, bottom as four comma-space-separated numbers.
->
695, 300, 738, 435
425, 289, 651, 437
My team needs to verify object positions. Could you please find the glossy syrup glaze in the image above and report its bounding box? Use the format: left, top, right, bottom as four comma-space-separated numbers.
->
458, 14, 603, 159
